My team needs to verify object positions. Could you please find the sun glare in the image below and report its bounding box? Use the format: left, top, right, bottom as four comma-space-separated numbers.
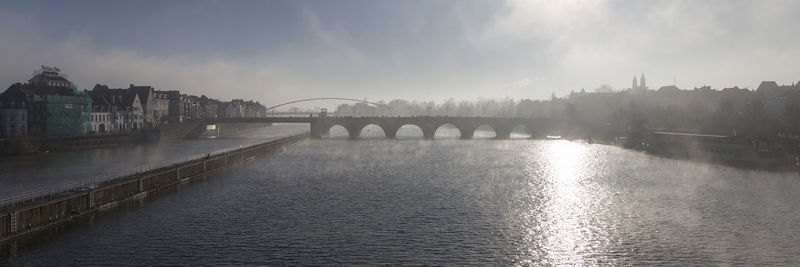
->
521, 140, 597, 264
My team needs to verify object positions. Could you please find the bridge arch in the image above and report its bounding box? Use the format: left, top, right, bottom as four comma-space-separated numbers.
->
472, 124, 498, 139
393, 124, 424, 139
359, 124, 388, 139
433, 123, 464, 139
509, 124, 532, 139
326, 124, 352, 138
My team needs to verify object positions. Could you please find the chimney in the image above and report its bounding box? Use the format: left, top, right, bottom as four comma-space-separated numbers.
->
130, 84, 134, 88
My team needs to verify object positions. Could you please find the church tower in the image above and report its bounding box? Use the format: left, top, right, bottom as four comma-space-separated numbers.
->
632, 75, 638, 89
640, 74, 647, 89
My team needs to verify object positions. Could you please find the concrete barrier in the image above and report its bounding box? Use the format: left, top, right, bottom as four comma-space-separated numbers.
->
0, 133, 307, 243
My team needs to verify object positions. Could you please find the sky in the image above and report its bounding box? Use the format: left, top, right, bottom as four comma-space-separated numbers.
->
0, 0, 798, 108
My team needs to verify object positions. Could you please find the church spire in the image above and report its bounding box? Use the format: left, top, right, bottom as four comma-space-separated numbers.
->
632, 75, 638, 89
639, 73, 646, 89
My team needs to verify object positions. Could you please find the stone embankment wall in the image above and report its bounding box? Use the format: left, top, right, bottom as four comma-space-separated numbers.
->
0, 133, 307, 243
201, 122, 273, 138
0, 121, 276, 155
0, 133, 149, 156
154, 120, 207, 140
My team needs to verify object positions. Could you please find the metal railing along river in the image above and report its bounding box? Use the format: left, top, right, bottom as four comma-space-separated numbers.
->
0, 134, 306, 209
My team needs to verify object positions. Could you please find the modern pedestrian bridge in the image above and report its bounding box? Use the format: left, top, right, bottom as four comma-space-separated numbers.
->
210, 115, 555, 139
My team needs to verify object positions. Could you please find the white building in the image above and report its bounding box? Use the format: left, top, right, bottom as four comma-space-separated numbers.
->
89, 85, 145, 134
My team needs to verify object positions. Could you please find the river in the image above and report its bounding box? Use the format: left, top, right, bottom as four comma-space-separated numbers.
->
2, 124, 800, 265
0, 124, 309, 196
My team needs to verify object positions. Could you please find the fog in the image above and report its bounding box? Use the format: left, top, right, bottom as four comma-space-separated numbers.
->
4, 1, 800, 265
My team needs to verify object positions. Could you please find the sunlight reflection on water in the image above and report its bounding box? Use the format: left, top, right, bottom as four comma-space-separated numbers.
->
517, 140, 614, 265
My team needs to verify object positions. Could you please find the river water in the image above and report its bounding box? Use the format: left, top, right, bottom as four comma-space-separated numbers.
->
3, 124, 800, 265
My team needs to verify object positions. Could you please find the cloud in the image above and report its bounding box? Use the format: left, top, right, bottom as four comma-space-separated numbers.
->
0, 7, 355, 106
478, 0, 800, 91
482, 0, 609, 44
1, 1, 800, 106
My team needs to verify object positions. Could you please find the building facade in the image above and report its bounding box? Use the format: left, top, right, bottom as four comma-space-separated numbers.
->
152, 91, 170, 126
0, 67, 92, 137
89, 84, 144, 134
128, 84, 157, 128
0, 89, 28, 137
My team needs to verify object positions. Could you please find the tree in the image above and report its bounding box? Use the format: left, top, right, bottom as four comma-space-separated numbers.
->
442, 98, 456, 116
594, 84, 615, 93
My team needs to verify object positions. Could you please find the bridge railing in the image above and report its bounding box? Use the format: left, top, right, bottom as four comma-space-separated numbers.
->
0, 134, 306, 209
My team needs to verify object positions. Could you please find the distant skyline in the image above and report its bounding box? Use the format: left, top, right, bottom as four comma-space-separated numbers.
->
1, 0, 799, 108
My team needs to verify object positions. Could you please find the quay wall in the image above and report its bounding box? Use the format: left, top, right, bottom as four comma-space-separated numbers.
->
154, 120, 207, 140
0, 121, 277, 155
0, 133, 307, 242
199, 122, 272, 138
0, 132, 149, 156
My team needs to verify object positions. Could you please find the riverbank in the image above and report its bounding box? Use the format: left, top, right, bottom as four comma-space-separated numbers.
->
0, 121, 275, 156
0, 132, 152, 156
607, 135, 798, 172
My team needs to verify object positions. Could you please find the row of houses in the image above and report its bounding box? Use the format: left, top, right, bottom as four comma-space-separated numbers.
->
0, 66, 267, 137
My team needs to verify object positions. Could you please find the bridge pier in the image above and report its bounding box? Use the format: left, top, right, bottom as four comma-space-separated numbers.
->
456, 125, 475, 140
310, 119, 324, 139
495, 127, 512, 139
421, 127, 436, 139
383, 125, 400, 139
460, 131, 474, 139
345, 125, 362, 139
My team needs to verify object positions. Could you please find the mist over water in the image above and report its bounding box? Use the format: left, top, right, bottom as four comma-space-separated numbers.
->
4, 127, 800, 265
4, 0, 800, 264
0, 124, 308, 195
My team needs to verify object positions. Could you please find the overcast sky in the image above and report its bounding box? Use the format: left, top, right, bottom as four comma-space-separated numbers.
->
0, 0, 798, 107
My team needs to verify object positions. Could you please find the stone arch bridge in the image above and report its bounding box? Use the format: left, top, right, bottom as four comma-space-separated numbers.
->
313, 116, 556, 139
210, 115, 555, 139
